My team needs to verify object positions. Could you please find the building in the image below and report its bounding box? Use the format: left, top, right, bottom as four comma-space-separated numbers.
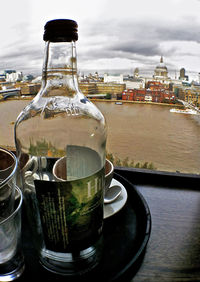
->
96, 82, 125, 95
79, 82, 97, 95
172, 82, 200, 107
23, 74, 34, 81
122, 88, 175, 103
104, 73, 123, 84
79, 72, 103, 83
134, 68, 139, 78
15, 82, 41, 95
104, 72, 145, 90
179, 68, 189, 81
0, 71, 6, 81
79, 81, 125, 97
0, 88, 21, 100
5, 70, 23, 82
146, 80, 169, 90
123, 76, 145, 89
184, 87, 200, 106
153, 56, 169, 82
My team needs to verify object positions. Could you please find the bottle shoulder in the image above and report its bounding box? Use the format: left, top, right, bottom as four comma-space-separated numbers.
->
16, 95, 106, 126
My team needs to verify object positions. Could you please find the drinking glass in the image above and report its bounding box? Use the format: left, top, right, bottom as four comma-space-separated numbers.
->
0, 185, 24, 281
0, 147, 17, 220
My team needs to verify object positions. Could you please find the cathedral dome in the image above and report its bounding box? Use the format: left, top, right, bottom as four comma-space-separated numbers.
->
154, 56, 168, 80
155, 56, 168, 70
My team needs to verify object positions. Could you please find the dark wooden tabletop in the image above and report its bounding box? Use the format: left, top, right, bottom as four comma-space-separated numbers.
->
119, 171, 200, 281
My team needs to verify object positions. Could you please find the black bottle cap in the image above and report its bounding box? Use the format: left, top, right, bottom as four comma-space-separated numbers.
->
43, 19, 78, 42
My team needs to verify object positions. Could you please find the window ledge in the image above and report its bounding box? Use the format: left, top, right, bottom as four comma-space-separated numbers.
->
114, 166, 200, 189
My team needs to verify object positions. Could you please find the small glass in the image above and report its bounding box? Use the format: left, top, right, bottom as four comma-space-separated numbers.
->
0, 147, 17, 220
0, 185, 25, 281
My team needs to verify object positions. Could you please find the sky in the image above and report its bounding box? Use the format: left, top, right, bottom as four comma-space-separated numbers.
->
0, 0, 200, 80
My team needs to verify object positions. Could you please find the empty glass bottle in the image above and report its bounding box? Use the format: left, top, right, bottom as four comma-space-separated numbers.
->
14, 19, 107, 276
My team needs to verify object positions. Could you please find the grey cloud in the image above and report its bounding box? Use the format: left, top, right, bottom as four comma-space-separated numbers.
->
1, 14, 199, 74
154, 25, 200, 43
79, 42, 161, 61
0, 42, 43, 74
0, 19, 43, 74
110, 41, 161, 57
79, 17, 200, 62
0, 31, 43, 65
0, 48, 42, 61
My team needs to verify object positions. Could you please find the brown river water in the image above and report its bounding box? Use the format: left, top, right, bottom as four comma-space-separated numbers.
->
1, 99, 200, 174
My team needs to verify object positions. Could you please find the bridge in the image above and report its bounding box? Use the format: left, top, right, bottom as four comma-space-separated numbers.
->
178, 99, 200, 113
0, 88, 21, 100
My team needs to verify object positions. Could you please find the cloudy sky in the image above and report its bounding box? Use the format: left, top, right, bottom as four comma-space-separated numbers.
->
0, 0, 200, 80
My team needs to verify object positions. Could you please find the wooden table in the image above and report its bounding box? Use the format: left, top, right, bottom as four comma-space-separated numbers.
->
116, 168, 200, 281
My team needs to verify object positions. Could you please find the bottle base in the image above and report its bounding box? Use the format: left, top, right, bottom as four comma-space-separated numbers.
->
0, 251, 25, 281
39, 241, 102, 276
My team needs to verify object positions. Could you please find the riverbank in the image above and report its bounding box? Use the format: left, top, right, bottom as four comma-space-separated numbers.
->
91, 98, 183, 107
0, 96, 183, 108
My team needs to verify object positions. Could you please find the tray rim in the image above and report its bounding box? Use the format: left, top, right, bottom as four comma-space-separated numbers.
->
109, 171, 152, 281
19, 172, 152, 282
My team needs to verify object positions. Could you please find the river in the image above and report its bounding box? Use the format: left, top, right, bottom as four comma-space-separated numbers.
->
1, 99, 200, 174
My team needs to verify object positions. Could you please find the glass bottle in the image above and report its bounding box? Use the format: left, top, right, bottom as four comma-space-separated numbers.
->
14, 19, 107, 276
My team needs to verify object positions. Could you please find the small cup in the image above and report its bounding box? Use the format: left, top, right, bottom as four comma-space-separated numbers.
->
53, 157, 114, 181
52, 156, 66, 181
53, 157, 114, 194
0, 148, 18, 220
0, 185, 25, 281
105, 159, 114, 193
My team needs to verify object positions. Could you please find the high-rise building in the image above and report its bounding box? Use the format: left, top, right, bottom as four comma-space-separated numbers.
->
179, 68, 188, 81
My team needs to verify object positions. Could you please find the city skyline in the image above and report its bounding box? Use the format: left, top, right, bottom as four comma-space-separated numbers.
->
0, 0, 200, 79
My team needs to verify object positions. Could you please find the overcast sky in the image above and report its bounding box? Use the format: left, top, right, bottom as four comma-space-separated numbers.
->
0, 0, 200, 79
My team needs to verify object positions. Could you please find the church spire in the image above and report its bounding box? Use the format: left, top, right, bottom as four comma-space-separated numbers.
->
160, 56, 163, 63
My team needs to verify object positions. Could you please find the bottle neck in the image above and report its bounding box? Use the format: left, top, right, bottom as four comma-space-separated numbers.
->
41, 41, 79, 96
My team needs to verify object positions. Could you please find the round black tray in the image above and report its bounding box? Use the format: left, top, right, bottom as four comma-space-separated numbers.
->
19, 172, 151, 282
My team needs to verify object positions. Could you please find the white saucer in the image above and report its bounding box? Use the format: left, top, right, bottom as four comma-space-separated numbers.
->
104, 178, 128, 219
